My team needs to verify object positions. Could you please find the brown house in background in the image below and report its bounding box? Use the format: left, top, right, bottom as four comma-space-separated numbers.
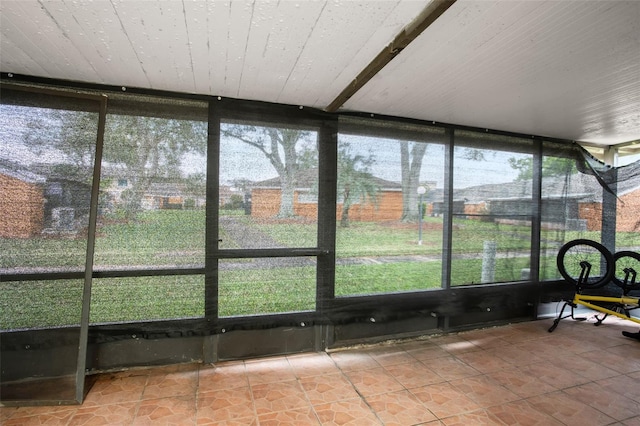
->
250, 169, 404, 221
0, 167, 45, 238
445, 172, 640, 232
0, 160, 92, 238
251, 167, 640, 232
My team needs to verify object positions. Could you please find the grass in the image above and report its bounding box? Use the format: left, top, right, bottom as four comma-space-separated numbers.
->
94, 210, 205, 267
219, 264, 316, 317
1, 209, 637, 330
336, 261, 442, 296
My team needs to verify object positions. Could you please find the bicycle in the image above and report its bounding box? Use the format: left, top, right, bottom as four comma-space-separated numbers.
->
548, 239, 640, 334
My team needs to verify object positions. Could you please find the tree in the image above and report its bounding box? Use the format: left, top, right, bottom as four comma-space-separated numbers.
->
17, 106, 207, 219
221, 124, 316, 218
400, 141, 428, 222
337, 144, 379, 227
508, 156, 576, 181
184, 172, 206, 208
23, 108, 99, 182
104, 115, 207, 219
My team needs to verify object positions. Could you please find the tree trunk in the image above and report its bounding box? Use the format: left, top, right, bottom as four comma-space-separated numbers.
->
401, 142, 427, 222
340, 205, 350, 227
278, 173, 296, 218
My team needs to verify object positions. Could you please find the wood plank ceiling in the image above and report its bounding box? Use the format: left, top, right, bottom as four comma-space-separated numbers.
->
1, 0, 639, 149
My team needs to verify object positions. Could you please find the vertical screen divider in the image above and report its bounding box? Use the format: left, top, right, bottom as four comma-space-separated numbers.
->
76, 94, 108, 403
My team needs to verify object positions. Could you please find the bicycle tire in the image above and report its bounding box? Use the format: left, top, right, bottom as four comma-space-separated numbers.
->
557, 239, 614, 288
612, 250, 640, 291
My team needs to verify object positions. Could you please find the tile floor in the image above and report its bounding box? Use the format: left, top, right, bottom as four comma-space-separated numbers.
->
2, 316, 640, 425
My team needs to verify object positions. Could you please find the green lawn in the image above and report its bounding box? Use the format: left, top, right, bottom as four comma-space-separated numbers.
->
1, 209, 636, 330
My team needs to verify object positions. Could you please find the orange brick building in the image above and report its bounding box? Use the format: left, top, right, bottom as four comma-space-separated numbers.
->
250, 172, 404, 222
0, 170, 45, 238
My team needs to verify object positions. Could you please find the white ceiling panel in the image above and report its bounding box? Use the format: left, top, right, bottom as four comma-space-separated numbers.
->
273, 0, 428, 107
1, 1, 98, 81
235, 0, 327, 102
1, 0, 639, 146
345, 0, 640, 144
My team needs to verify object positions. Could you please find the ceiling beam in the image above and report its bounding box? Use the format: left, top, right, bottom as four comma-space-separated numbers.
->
325, 0, 457, 113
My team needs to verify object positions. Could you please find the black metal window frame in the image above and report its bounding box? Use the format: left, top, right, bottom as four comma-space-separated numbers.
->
1, 75, 600, 337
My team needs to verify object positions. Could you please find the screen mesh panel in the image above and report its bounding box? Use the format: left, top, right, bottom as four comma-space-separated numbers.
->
539, 142, 640, 281
219, 122, 318, 249
335, 123, 446, 296
93, 97, 207, 270
451, 132, 534, 286
90, 275, 204, 323
3, 83, 640, 399
218, 257, 316, 317
0, 86, 102, 404
0, 279, 83, 331
1, 95, 99, 274
614, 159, 640, 252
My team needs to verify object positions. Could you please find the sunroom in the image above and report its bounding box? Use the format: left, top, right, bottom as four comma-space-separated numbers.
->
1, 0, 639, 409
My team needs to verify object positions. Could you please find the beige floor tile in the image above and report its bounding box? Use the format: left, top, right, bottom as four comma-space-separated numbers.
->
365, 389, 437, 426
454, 349, 514, 373
597, 374, 640, 403
328, 350, 380, 371
69, 402, 138, 425
410, 382, 482, 418
431, 334, 482, 355
485, 399, 564, 425
456, 330, 512, 350
0, 406, 18, 422
313, 398, 382, 426
518, 360, 591, 389
244, 357, 297, 385
428, 355, 481, 381
439, 409, 505, 426
198, 361, 248, 393
299, 372, 360, 405
196, 386, 255, 423
489, 366, 558, 398
405, 343, 451, 361
250, 380, 310, 415
449, 375, 520, 408
142, 369, 198, 400
132, 395, 196, 425
2, 406, 78, 426
622, 415, 640, 426
365, 346, 416, 367
287, 352, 339, 378
82, 374, 148, 406
581, 346, 640, 374
383, 360, 445, 389
563, 381, 640, 421
549, 354, 620, 381
343, 366, 403, 397
484, 344, 545, 366
258, 406, 320, 425
527, 391, 616, 426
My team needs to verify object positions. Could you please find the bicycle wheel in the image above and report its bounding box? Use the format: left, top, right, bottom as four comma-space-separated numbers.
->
557, 239, 614, 288
613, 250, 640, 291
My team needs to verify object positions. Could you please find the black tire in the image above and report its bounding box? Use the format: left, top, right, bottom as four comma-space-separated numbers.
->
557, 239, 614, 288
612, 250, 640, 291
